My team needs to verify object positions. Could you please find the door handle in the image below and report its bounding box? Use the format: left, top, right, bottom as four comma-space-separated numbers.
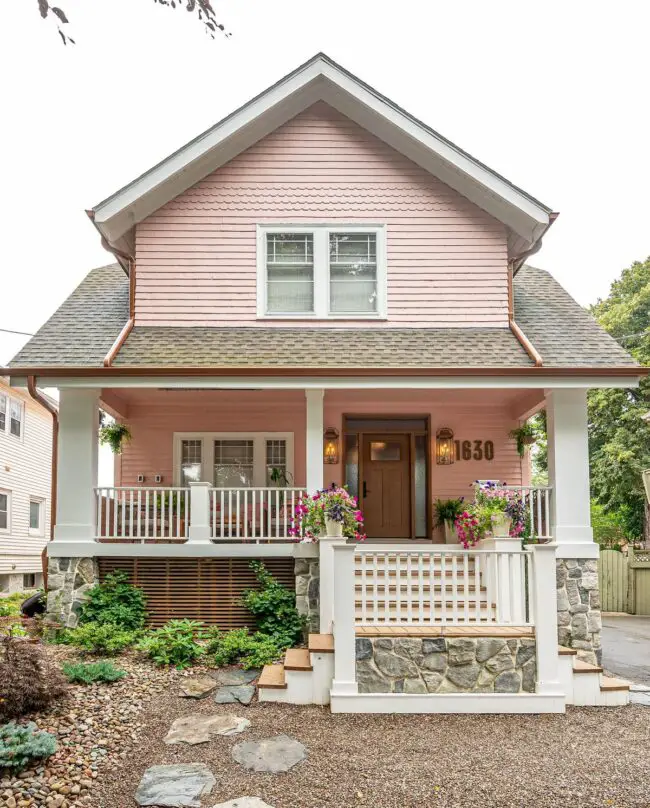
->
363, 481, 370, 498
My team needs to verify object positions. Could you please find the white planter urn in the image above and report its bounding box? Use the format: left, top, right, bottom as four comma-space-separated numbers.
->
490, 512, 512, 538
324, 517, 344, 538
444, 521, 458, 544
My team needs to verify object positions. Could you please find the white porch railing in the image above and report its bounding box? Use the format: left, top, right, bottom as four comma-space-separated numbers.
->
95, 487, 190, 542
354, 545, 533, 627
209, 487, 306, 542
502, 485, 552, 540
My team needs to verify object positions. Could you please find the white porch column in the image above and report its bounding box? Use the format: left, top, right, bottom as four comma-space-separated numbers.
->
188, 482, 212, 544
305, 388, 324, 494
530, 543, 562, 696
331, 543, 358, 696
319, 535, 346, 633
546, 388, 595, 556
54, 388, 100, 541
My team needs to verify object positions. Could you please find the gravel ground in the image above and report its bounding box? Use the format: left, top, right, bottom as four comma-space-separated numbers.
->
89, 681, 650, 808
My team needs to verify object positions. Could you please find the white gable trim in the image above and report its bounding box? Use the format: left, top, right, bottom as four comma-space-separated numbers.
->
92, 53, 553, 255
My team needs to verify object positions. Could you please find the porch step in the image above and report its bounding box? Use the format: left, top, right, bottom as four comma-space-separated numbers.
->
284, 647, 312, 671
309, 633, 334, 653
573, 660, 604, 675
558, 647, 630, 707
258, 664, 286, 689
600, 676, 632, 692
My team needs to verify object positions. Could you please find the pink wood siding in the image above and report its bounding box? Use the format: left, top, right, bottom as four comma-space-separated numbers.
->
135, 102, 508, 328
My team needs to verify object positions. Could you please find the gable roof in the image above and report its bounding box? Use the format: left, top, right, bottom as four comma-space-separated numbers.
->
7, 264, 640, 374
91, 53, 554, 266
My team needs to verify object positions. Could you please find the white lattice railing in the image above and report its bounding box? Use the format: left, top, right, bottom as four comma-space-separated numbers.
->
502, 485, 552, 540
353, 545, 533, 626
209, 487, 306, 542
95, 487, 190, 542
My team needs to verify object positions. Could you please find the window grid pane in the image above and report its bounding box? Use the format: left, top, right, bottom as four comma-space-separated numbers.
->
329, 233, 378, 313
9, 401, 21, 438
0, 394, 6, 431
266, 233, 314, 314
266, 439, 287, 485
0, 493, 7, 530
214, 440, 254, 487
181, 439, 202, 485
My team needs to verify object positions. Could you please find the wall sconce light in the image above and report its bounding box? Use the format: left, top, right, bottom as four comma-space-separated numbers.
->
323, 427, 340, 464
436, 427, 455, 465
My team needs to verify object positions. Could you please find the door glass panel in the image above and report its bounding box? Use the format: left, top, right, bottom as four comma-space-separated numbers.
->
344, 434, 359, 499
370, 441, 401, 461
415, 434, 427, 538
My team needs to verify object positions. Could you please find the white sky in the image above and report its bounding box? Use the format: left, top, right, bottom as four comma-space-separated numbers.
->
1, 0, 649, 366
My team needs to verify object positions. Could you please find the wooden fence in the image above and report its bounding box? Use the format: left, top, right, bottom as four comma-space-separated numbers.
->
599, 548, 650, 614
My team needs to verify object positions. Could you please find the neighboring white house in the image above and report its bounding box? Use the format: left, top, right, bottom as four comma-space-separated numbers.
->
0, 377, 54, 592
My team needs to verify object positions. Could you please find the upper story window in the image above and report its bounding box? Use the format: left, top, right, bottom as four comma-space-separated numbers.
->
257, 225, 386, 319
0, 490, 10, 532
0, 394, 23, 439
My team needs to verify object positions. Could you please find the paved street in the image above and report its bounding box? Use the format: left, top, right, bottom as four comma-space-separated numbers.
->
601, 614, 650, 685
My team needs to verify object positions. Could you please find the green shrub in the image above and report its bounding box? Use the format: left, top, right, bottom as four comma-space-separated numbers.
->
241, 561, 305, 648
0, 634, 68, 720
591, 500, 630, 550
0, 721, 57, 770
62, 661, 127, 684
205, 627, 283, 669
137, 619, 205, 669
79, 571, 147, 630
60, 622, 138, 656
0, 593, 26, 618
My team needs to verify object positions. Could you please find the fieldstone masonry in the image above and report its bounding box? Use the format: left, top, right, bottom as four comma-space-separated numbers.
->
556, 558, 602, 665
294, 556, 319, 632
46, 556, 99, 627
356, 636, 536, 694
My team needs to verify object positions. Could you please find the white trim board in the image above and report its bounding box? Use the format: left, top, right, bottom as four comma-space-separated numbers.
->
91, 54, 552, 257
46, 541, 297, 558
329, 692, 566, 714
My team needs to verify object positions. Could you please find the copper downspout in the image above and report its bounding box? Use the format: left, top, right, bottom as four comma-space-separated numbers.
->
27, 376, 58, 589
508, 256, 543, 367
102, 252, 135, 367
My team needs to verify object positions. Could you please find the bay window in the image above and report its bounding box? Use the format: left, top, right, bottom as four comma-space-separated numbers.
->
257, 225, 386, 318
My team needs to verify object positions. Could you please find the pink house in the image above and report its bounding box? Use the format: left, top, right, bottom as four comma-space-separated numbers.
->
6, 55, 644, 713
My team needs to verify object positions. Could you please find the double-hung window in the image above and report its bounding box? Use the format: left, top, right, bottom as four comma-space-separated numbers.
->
0, 394, 6, 432
0, 490, 10, 532
258, 225, 386, 318
29, 498, 45, 536
9, 400, 22, 438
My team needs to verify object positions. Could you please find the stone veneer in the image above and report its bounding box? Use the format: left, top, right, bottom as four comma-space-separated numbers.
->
355, 636, 536, 694
294, 556, 319, 633
556, 558, 602, 665
46, 557, 99, 627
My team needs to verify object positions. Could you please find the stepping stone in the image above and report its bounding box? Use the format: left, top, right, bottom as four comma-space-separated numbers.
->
212, 668, 260, 686
165, 714, 250, 745
135, 763, 216, 807
211, 800, 275, 808
180, 676, 219, 699
215, 685, 256, 705
231, 734, 307, 773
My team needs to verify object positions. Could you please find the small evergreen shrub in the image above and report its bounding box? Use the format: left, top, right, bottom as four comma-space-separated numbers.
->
137, 619, 205, 669
205, 628, 282, 670
241, 561, 305, 648
79, 571, 147, 630
0, 634, 68, 720
0, 722, 57, 770
62, 661, 127, 684
60, 622, 138, 656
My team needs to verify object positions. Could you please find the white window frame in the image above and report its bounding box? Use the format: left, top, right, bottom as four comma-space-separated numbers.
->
0, 489, 11, 534
172, 432, 295, 487
28, 497, 45, 537
0, 395, 24, 441
256, 224, 387, 320
0, 393, 6, 433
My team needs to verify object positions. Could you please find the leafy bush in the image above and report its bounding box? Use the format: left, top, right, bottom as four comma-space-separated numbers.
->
60, 622, 139, 656
0, 721, 57, 770
591, 500, 630, 550
205, 628, 282, 670
79, 571, 147, 630
0, 634, 68, 720
0, 593, 26, 618
241, 561, 305, 648
62, 661, 127, 684
137, 619, 205, 669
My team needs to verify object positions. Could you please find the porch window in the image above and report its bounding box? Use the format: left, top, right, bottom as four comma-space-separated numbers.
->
258, 225, 386, 318
0, 491, 9, 532
266, 439, 288, 485
214, 440, 254, 487
180, 439, 202, 485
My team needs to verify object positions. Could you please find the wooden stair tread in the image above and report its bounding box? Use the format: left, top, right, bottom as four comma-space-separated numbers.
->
284, 647, 312, 671
558, 646, 577, 655
600, 676, 631, 692
258, 664, 286, 689
573, 659, 604, 674
308, 633, 334, 653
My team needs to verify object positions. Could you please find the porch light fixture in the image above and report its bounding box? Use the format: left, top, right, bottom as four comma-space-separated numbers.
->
323, 427, 340, 464
436, 427, 455, 465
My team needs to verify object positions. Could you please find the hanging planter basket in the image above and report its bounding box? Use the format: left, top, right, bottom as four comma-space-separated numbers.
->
99, 423, 132, 454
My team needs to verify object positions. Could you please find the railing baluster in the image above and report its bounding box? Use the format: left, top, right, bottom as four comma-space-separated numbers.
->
152, 490, 157, 540
462, 553, 470, 624
430, 552, 436, 625
451, 554, 459, 624
440, 553, 447, 626
406, 554, 413, 624
372, 552, 379, 624
418, 553, 424, 624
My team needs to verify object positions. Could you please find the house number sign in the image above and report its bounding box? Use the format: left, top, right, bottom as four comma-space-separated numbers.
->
454, 440, 495, 461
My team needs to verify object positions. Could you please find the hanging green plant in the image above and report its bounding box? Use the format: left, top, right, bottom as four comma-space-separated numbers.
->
509, 422, 536, 458
98, 423, 132, 454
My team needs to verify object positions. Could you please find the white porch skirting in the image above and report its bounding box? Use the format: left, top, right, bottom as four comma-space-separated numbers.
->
330, 692, 566, 714
46, 541, 298, 558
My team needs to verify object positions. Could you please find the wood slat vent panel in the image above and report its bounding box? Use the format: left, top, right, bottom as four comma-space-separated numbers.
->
97, 557, 295, 629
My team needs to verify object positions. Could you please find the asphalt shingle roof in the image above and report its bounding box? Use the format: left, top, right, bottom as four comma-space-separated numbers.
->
7, 263, 639, 371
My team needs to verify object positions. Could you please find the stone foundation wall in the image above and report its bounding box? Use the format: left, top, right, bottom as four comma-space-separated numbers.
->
294, 556, 319, 633
556, 559, 601, 665
355, 636, 536, 694
46, 557, 99, 627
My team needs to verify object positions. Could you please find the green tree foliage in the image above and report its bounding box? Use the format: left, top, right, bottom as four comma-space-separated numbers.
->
589, 258, 650, 540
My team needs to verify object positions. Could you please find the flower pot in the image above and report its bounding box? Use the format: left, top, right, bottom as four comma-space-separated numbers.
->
325, 517, 344, 538
490, 513, 512, 538
444, 521, 458, 544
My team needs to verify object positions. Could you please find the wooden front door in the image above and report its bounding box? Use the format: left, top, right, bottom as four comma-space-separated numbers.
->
361, 434, 411, 539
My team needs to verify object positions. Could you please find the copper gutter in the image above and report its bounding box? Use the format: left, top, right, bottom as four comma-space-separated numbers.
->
27, 376, 58, 589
